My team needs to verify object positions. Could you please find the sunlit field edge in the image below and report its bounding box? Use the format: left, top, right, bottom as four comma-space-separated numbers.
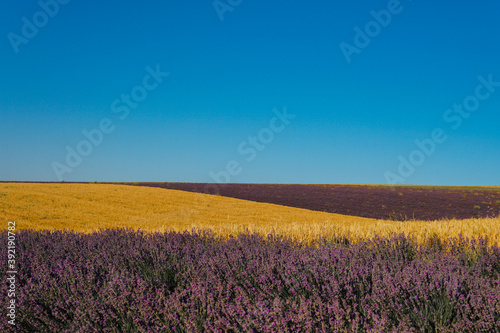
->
1, 183, 499, 246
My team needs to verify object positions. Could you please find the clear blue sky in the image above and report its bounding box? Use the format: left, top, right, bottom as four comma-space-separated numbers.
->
1, 0, 499, 185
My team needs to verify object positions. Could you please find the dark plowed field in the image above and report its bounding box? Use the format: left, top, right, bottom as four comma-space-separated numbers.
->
127, 183, 500, 221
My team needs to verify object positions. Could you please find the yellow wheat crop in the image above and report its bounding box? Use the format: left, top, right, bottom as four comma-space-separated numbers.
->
0, 183, 499, 245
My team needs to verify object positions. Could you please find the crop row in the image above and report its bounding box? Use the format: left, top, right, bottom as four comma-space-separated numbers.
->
1, 229, 499, 332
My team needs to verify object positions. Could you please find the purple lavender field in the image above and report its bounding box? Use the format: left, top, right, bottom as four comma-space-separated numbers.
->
2, 229, 500, 332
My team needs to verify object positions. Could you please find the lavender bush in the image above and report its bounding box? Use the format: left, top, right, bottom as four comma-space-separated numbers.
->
1, 229, 499, 332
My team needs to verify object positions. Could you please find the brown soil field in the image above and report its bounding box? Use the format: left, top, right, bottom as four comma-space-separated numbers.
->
128, 183, 500, 221
1, 183, 499, 245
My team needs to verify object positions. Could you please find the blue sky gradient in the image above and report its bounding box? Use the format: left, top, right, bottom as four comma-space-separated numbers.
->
1, 0, 499, 185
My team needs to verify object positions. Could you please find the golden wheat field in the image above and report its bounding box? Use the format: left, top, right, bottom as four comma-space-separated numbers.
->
1, 182, 499, 245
